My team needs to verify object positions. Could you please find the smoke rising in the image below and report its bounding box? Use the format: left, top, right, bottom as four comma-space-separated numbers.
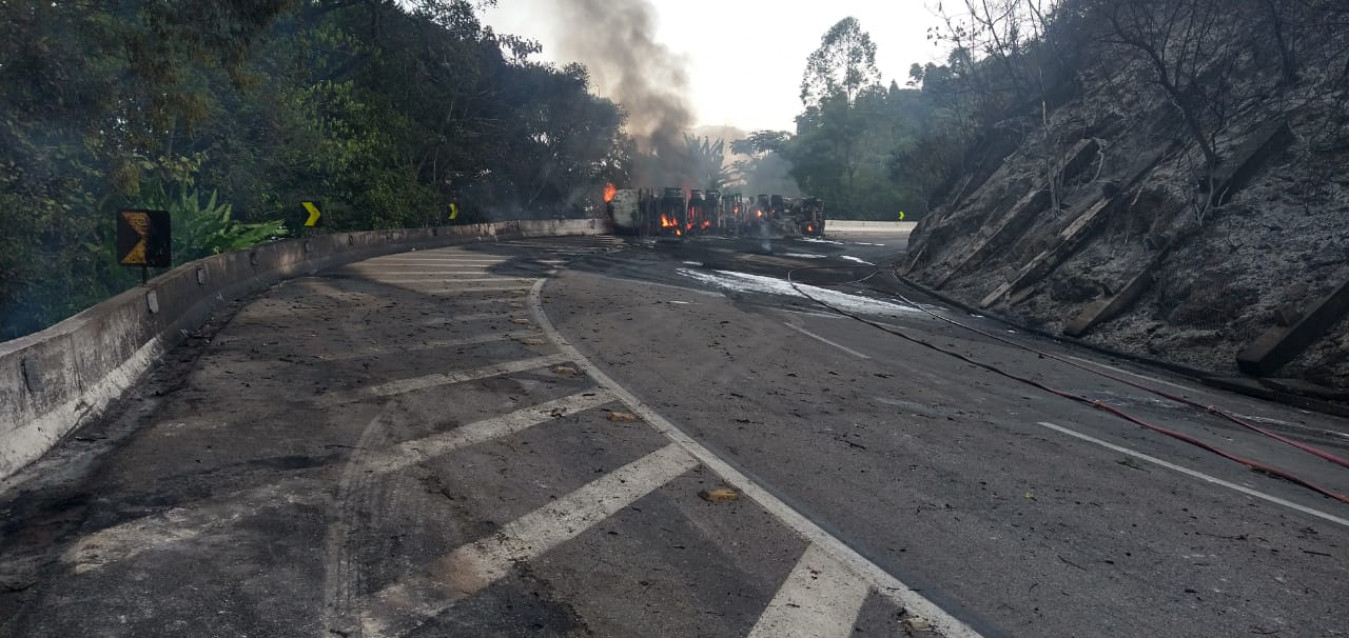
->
548, 0, 694, 186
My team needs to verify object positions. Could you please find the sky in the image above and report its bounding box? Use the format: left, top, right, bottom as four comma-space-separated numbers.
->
481, 0, 951, 133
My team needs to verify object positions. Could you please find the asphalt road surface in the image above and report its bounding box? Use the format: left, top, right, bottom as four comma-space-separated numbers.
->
1, 230, 1346, 638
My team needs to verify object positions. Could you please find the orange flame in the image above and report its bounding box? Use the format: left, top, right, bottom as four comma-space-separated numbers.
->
603, 183, 617, 203
660, 214, 679, 229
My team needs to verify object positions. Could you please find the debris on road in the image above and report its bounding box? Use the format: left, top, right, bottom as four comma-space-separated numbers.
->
902, 615, 933, 634
698, 487, 740, 502
606, 411, 641, 423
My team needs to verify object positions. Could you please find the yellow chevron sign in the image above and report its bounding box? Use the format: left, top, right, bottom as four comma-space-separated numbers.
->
302, 201, 322, 227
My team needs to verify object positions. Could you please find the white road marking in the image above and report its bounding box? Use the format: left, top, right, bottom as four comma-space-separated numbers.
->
495, 241, 590, 250
1037, 421, 1349, 528
1065, 356, 1200, 394
374, 283, 535, 294
363, 391, 616, 476
782, 322, 872, 360
528, 279, 982, 638
417, 311, 524, 325
372, 278, 537, 285
67, 480, 311, 574
748, 543, 872, 638
345, 270, 494, 276
362, 443, 699, 637
318, 354, 570, 406
319, 332, 539, 361
367, 258, 511, 264
297, 278, 386, 302
440, 297, 523, 307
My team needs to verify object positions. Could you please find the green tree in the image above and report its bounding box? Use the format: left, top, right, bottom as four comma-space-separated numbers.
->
0, 0, 626, 338
800, 17, 882, 108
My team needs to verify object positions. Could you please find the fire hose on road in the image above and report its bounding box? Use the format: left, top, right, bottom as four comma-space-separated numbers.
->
785, 264, 1349, 505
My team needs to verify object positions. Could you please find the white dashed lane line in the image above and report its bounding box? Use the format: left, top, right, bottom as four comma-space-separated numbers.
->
1037, 421, 1349, 529
781, 321, 873, 360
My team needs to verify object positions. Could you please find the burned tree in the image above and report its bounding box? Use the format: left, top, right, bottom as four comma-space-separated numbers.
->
1097, 0, 1242, 194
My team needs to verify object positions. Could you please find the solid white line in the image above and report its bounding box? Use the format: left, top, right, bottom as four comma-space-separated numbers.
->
363, 392, 615, 476
318, 354, 570, 406
528, 279, 981, 638
1036, 421, 1349, 528
363, 443, 698, 637
748, 543, 871, 638
319, 332, 539, 362
782, 322, 872, 360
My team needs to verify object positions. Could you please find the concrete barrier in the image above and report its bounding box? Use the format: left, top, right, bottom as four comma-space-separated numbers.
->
0, 219, 606, 483
826, 220, 918, 233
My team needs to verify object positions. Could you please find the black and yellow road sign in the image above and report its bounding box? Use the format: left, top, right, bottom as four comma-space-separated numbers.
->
117, 209, 172, 267
302, 200, 323, 227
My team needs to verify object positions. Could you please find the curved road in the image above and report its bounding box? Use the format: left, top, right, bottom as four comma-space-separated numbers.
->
1, 233, 1346, 637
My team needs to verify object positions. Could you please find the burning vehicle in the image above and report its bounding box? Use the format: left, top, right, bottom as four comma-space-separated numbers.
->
606, 183, 823, 239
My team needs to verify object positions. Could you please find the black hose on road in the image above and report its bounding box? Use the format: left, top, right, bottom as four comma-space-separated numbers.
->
784, 264, 1349, 504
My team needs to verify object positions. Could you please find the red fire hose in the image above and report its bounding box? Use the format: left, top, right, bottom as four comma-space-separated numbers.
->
785, 264, 1349, 504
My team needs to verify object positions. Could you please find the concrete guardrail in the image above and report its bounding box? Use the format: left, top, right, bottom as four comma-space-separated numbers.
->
825, 220, 918, 233
0, 219, 607, 484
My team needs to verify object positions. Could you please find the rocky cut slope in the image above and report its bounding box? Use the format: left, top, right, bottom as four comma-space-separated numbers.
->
906, 0, 1349, 395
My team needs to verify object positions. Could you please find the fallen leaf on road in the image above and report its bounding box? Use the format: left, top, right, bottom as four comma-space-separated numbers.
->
606, 411, 641, 423
699, 488, 739, 502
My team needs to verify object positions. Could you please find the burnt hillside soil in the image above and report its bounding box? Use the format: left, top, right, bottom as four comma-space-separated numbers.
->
907, 5, 1349, 392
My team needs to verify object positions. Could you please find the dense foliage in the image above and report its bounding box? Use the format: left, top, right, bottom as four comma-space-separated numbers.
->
743, 1, 1348, 222
0, 0, 624, 339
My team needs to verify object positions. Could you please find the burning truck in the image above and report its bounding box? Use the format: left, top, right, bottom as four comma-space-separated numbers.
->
606, 184, 824, 239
